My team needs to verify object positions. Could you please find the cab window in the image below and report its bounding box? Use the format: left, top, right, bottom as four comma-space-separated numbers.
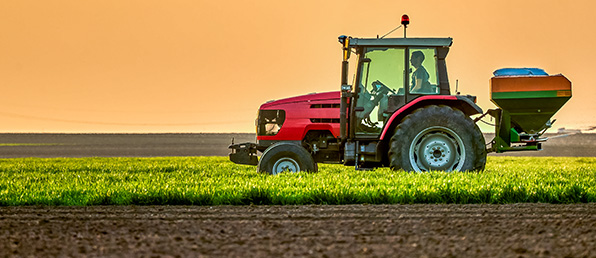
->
409, 48, 439, 94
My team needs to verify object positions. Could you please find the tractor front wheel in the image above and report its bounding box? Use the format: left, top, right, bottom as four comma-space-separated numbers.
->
389, 105, 486, 172
257, 142, 318, 175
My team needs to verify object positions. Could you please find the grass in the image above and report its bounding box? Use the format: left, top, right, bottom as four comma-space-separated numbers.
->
0, 156, 595, 206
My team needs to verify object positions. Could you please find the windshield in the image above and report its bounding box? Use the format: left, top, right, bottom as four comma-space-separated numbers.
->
360, 48, 406, 95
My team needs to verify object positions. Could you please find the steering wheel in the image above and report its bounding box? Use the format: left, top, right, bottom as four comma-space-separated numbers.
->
371, 80, 396, 95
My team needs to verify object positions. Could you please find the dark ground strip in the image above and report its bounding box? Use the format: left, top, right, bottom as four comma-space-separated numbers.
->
1, 204, 595, 257
0, 133, 594, 158
0, 133, 255, 158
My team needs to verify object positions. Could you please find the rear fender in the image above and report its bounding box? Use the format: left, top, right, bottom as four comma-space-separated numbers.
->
379, 95, 483, 140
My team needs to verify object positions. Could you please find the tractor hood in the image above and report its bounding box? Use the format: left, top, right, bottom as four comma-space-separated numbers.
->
260, 91, 340, 109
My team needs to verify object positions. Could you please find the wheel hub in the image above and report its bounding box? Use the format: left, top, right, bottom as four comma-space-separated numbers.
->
410, 126, 464, 172
272, 157, 300, 174
420, 137, 454, 169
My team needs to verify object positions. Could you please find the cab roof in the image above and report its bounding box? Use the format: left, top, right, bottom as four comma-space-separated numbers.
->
349, 37, 453, 48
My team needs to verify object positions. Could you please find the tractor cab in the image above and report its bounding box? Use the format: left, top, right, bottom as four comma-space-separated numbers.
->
337, 35, 484, 170
339, 37, 453, 136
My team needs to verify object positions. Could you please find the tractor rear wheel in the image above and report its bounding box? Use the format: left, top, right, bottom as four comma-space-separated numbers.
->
257, 142, 318, 175
389, 105, 486, 172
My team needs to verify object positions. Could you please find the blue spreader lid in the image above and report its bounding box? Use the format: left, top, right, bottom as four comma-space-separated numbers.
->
493, 68, 549, 77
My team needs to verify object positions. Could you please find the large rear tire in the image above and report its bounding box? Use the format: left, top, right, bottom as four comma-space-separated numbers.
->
257, 142, 318, 175
389, 105, 486, 172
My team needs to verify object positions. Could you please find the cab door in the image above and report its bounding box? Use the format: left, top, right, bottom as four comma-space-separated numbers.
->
353, 47, 406, 136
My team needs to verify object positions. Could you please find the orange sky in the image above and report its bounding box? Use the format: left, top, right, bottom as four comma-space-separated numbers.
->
1, 0, 595, 133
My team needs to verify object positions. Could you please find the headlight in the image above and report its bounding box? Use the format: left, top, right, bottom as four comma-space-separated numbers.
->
257, 110, 286, 136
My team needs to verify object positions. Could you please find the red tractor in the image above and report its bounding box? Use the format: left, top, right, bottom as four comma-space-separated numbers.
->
229, 17, 571, 174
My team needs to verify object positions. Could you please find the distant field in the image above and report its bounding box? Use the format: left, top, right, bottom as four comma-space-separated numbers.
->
0, 133, 254, 158
1, 156, 594, 206
0, 133, 594, 158
484, 133, 596, 157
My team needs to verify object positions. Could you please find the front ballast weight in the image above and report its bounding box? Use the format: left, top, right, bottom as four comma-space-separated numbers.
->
228, 141, 258, 166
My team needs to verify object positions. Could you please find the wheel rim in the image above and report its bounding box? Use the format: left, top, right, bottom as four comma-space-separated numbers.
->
272, 157, 300, 174
409, 126, 465, 172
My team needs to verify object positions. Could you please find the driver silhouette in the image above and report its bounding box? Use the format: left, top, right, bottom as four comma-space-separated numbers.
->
410, 51, 431, 93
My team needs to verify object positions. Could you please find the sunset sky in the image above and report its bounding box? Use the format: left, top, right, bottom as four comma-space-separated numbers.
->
1, 0, 595, 133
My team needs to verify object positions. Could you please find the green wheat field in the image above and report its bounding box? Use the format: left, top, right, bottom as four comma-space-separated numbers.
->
0, 156, 595, 206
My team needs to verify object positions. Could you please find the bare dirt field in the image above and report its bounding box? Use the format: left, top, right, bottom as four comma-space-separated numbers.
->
1, 204, 596, 257
1, 133, 595, 257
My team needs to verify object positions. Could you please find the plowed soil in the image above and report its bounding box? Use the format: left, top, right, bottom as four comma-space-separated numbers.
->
2, 204, 596, 257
